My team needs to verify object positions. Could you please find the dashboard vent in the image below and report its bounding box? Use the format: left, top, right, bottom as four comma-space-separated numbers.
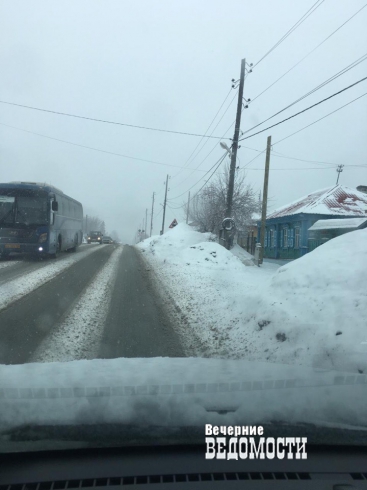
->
0, 472, 313, 488
350, 473, 367, 480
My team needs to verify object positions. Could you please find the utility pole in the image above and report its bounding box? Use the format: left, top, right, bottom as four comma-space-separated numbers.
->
225, 58, 246, 219
150, 192, 155, 237
220, 58, 246, 250
85, 214, 88, 234
186, 191, 190, 224
161, 175, 169, 235
336, 164, 344, 184
145, 208, 148, 239
259, 135, 272, 265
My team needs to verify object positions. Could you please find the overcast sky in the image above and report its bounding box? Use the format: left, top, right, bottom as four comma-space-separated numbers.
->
1, 0, 366, 243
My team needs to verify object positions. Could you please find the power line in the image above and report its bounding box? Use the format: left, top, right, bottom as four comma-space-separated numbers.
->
273, 90, 367, 145
168, 89, 238, 187
245, 165, 367, 170
183, 90, 238, 166
272, 151, 344, 167
178, 87, 233, 170
250, 3, 367, 103
169, 153, 227, 201
192, 155, 228, 199
253, 0, 325, 68
0, 100, 228, 140
0, 121, 210, 172
239, 76, 367, 142
169, 85, 245, 191
242, 53, 367, 136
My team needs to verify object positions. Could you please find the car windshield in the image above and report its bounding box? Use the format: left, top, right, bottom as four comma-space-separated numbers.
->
0, 0, 366, 456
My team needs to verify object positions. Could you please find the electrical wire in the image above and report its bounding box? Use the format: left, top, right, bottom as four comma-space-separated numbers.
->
192, 155, 229, 199
250, 3, 367, 103
272, 151, 341, 166
169, 153, 227, 201
168, 89, 239, 186
243, 53, 367, 136
0, 121, 210, 172
168, 66, 251, 192
273, 90, 367, 145
253, 0, 325, 68
0, 100, 228, 140
239, 76, 367, 142
246, 166, 343, 171
178, 87, 233, 169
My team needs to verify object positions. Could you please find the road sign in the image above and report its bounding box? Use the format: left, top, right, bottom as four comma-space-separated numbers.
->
169, 219, 178, 229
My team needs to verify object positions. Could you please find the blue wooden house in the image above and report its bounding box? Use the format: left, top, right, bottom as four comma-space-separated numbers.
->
257, 185, 367, 260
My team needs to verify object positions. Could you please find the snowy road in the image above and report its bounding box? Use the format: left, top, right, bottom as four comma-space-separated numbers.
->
0, 244, 184, 364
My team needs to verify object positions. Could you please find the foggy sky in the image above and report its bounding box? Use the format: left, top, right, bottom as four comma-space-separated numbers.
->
1, 0, 366, 244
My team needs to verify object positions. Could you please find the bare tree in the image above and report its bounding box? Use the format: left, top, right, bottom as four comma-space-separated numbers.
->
185, 164, 257, 235
84, 215, 106, 234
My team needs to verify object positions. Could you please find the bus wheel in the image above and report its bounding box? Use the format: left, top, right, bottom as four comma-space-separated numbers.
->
51, 238, 61, 259
70, 234, 78, 252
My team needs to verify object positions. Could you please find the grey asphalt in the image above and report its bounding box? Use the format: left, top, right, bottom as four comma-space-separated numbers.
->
98, 245, 184, 358
0, 245, 184, 364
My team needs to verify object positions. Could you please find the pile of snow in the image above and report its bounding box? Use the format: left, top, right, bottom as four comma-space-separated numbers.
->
137, 224, 367, 374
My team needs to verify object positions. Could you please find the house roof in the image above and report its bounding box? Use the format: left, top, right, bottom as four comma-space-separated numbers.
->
308, 217, 367, 231
267, 185, 367, 219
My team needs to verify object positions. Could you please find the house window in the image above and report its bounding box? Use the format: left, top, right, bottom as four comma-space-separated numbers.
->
270, 229, 274, 248
283, 228, 288, 248
295, 227, 300, 248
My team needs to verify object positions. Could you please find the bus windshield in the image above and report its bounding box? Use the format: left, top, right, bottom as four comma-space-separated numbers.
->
0, 190, 48, 227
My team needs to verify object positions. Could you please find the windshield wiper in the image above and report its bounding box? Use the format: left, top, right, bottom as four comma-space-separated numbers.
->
0, 208, 14, 225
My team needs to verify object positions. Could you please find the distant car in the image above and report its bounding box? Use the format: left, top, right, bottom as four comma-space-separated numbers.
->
102, 236, 113, 244
87, 231, 103, 244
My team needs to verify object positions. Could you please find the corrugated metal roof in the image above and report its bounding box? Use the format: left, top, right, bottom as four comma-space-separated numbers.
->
308, 217, 367, 231
267, 185, 367, 219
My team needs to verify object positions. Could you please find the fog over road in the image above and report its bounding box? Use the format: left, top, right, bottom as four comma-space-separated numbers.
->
0, 244, 184, 365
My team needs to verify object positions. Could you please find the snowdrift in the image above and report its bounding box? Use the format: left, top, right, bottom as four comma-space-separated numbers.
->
137, 224, 367, 373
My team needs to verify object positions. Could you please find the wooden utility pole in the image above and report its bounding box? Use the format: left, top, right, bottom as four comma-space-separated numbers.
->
186, 191, 190, 224
336, 164, 344, 184
145, 208, 148, 239
150, 192, 155, 237
161, 175, 169, 234
259, 135, 272, 265
225, 58, 246, 219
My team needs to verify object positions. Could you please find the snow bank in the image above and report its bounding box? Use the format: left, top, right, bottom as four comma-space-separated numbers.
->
137, 224, 367, 373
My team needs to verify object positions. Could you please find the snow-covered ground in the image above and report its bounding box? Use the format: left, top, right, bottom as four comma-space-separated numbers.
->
137, 224, 367, 374
0, 244, 105, 312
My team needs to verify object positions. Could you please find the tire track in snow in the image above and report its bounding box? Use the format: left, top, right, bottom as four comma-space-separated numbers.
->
0, 261, 19, 271
31, 246, 124, 363
0, 245, 106, 313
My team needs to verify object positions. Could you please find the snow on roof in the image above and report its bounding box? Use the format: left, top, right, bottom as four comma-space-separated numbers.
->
267, 185, 367, 219
308, 217, 367, 231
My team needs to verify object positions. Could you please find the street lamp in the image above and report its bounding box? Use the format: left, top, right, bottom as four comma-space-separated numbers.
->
220, 141, 232, 156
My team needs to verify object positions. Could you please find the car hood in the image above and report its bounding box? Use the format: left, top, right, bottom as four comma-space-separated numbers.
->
0, 357, 366, 450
